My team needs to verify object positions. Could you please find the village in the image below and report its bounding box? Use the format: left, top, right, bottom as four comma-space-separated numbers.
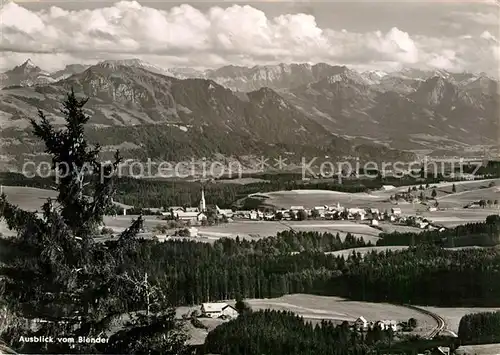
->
115, 184, 462, 239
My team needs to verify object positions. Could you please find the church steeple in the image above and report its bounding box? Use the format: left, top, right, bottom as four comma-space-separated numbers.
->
199, 185, 206, 212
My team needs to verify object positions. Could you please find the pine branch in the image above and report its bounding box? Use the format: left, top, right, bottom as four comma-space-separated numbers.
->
0, 195, 44, 236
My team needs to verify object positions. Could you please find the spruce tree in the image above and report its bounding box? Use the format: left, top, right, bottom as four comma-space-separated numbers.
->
0, 89, 186, 354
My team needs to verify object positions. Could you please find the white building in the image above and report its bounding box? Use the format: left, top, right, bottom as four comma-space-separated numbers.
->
235, 210, 251, 218
354, 316, 368, 330
371, 219, 379, 226
201, 303, 239, 319
188, 227, 199, 237
382, 185, 396, 191
290, 205, 305, 212
161, 206, 185, 216
376, 320, 398, 332
349, 208, 366, 220
391, 208, 402, 215
313, 206, 326, 218
264, 213, 275, 220
370, 208, 380, 215
216, 205, 234, 218
175, 211, 207, 223
419, 221, 429, 229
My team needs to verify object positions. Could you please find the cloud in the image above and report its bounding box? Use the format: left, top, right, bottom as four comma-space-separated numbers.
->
0, 0, 498, 76
448, 10, 499, 26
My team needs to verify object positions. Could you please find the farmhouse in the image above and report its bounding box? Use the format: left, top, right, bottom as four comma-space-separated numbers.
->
175, 211, 207, 223
354, 316, 368, 330
235, 210, 251, 218
348, 208, 366, 220
187, 227, 199, 238
161, 207, 185, 216
370, 219, 379, 226
375, 320, 397, 331
201, 303, 239, 319
391, 208, 402, 215
324, 210, 338, 219
349, 208, 365, 214
419, 222, 429, 229
382, 185, 396, 191
216, 205, 234, 218
264, 213, 275, 221
167, 206, 185, 212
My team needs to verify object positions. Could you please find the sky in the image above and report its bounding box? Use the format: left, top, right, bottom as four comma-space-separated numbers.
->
0, 0, 499, 76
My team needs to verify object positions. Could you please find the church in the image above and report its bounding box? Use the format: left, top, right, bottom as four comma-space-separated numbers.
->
160, 185, 208, 223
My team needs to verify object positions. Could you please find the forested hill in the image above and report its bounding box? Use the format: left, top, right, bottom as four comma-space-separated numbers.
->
203, 310, 457, 355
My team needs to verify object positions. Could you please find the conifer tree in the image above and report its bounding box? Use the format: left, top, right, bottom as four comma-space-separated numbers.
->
0, 89, 186, 354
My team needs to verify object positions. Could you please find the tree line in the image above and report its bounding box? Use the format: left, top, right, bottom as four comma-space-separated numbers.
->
0, 169, 489, 211
458, 311, 500, 345
21, 236, 496, 308
203, 309, 454, 355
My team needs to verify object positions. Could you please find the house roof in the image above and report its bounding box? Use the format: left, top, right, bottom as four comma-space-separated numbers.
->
218, 209, 234, 214
176, 211, 203, 218
380, 320, 397, 325
382, 185, 396, 189
201, 302, 235, 313
166, 206, 184, 211
356, 316, 367, 323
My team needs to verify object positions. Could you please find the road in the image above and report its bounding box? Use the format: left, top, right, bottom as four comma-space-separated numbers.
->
403, 304, 446, 339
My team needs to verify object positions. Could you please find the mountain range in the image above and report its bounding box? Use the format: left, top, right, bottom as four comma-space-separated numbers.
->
0, 58, 498, 172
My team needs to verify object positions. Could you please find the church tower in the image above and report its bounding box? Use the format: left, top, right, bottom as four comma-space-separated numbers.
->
199, 186, 206, 212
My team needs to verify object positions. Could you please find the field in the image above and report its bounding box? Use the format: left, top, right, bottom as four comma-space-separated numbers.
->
252, 179, 500, 227
237, 294, 437, 337
196, 220, 382, 243
254, 189, 397, 211
373, 179, 499, 198
175, 294, 440, 345
0, 186, 57, 211
0, 213, 385, 243
255, 179, 499, 210
456, 343, 500, 355
420, 209, 500, 228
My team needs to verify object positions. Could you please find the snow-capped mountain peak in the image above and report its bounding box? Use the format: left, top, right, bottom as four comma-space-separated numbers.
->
23, 59, 36, 69
96, 58, 169, 76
